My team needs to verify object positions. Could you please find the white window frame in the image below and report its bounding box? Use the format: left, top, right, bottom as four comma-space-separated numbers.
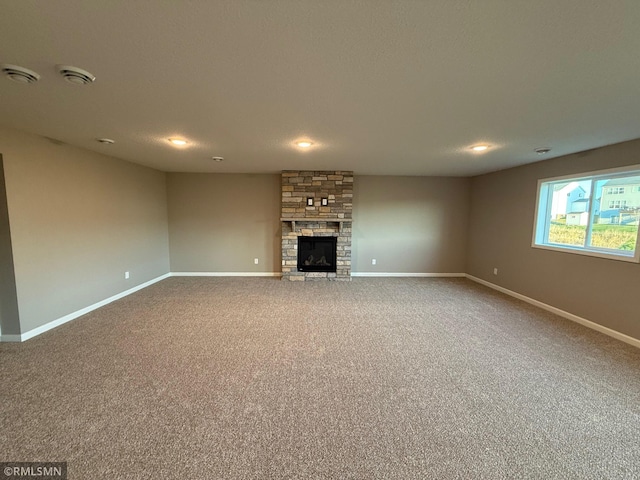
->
532, 165, 640, 263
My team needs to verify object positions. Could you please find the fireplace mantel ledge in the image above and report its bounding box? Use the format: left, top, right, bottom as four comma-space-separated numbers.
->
280, 217, 352, 232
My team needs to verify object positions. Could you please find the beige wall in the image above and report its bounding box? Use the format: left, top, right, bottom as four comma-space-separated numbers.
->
167, 174, 471, 276
467, 139, 640, 340
0, 156, 20, 335
167, 173, 281, 273
353, 176, 470, 273
0, 126, 170, 334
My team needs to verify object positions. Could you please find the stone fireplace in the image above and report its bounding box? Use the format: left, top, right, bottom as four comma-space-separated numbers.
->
281, 171, 352, 281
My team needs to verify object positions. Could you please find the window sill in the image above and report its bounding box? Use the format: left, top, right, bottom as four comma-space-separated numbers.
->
532, 243, 640, 263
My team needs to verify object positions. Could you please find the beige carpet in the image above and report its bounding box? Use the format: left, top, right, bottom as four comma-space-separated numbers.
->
1, 277, 639, 479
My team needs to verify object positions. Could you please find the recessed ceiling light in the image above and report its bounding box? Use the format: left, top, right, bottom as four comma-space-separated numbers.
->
296, 141, 313, 148
534, 147, 551, 155
471, 144, 490, 152
212, 156, 224, 162
57, 65, 96, 85
96, 138, 115, 145
1, 64, 41, 84
168, 138, 188, 146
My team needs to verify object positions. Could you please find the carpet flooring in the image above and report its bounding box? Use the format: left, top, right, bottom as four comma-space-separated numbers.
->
1, 277, 639, 479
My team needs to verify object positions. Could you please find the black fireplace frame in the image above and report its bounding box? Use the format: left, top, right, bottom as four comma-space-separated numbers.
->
297, 236, 337, 272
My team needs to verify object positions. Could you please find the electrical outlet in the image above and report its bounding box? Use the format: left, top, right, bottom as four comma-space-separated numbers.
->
254, 258, 259, 265
372, 259, 377, 265
125, 271, 130, 279
493, 268, 498, 275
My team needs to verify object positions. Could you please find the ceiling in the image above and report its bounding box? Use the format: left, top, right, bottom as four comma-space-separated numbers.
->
1, 1, 639, 177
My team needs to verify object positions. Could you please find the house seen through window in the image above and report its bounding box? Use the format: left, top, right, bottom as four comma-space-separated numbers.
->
533, 166, 640, 262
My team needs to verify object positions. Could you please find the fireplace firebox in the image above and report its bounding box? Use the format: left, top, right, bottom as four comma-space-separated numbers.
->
297, 236, 337, 272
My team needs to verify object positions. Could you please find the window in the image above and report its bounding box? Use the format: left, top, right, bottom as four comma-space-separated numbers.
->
608, 200, 627, 209
533, 166, 640, 262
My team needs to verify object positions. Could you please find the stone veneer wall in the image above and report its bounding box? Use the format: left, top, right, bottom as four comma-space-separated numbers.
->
281, 171, 353, 281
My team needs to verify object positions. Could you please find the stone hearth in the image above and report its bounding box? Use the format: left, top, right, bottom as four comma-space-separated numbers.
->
281, 171, 352, 281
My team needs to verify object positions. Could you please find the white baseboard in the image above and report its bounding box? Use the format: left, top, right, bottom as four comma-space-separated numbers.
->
175, 272, 466, 278
351, 272, 466, 278
171, 272, 282, 277
465, 274, 640, 349
1, 273, 172, 343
